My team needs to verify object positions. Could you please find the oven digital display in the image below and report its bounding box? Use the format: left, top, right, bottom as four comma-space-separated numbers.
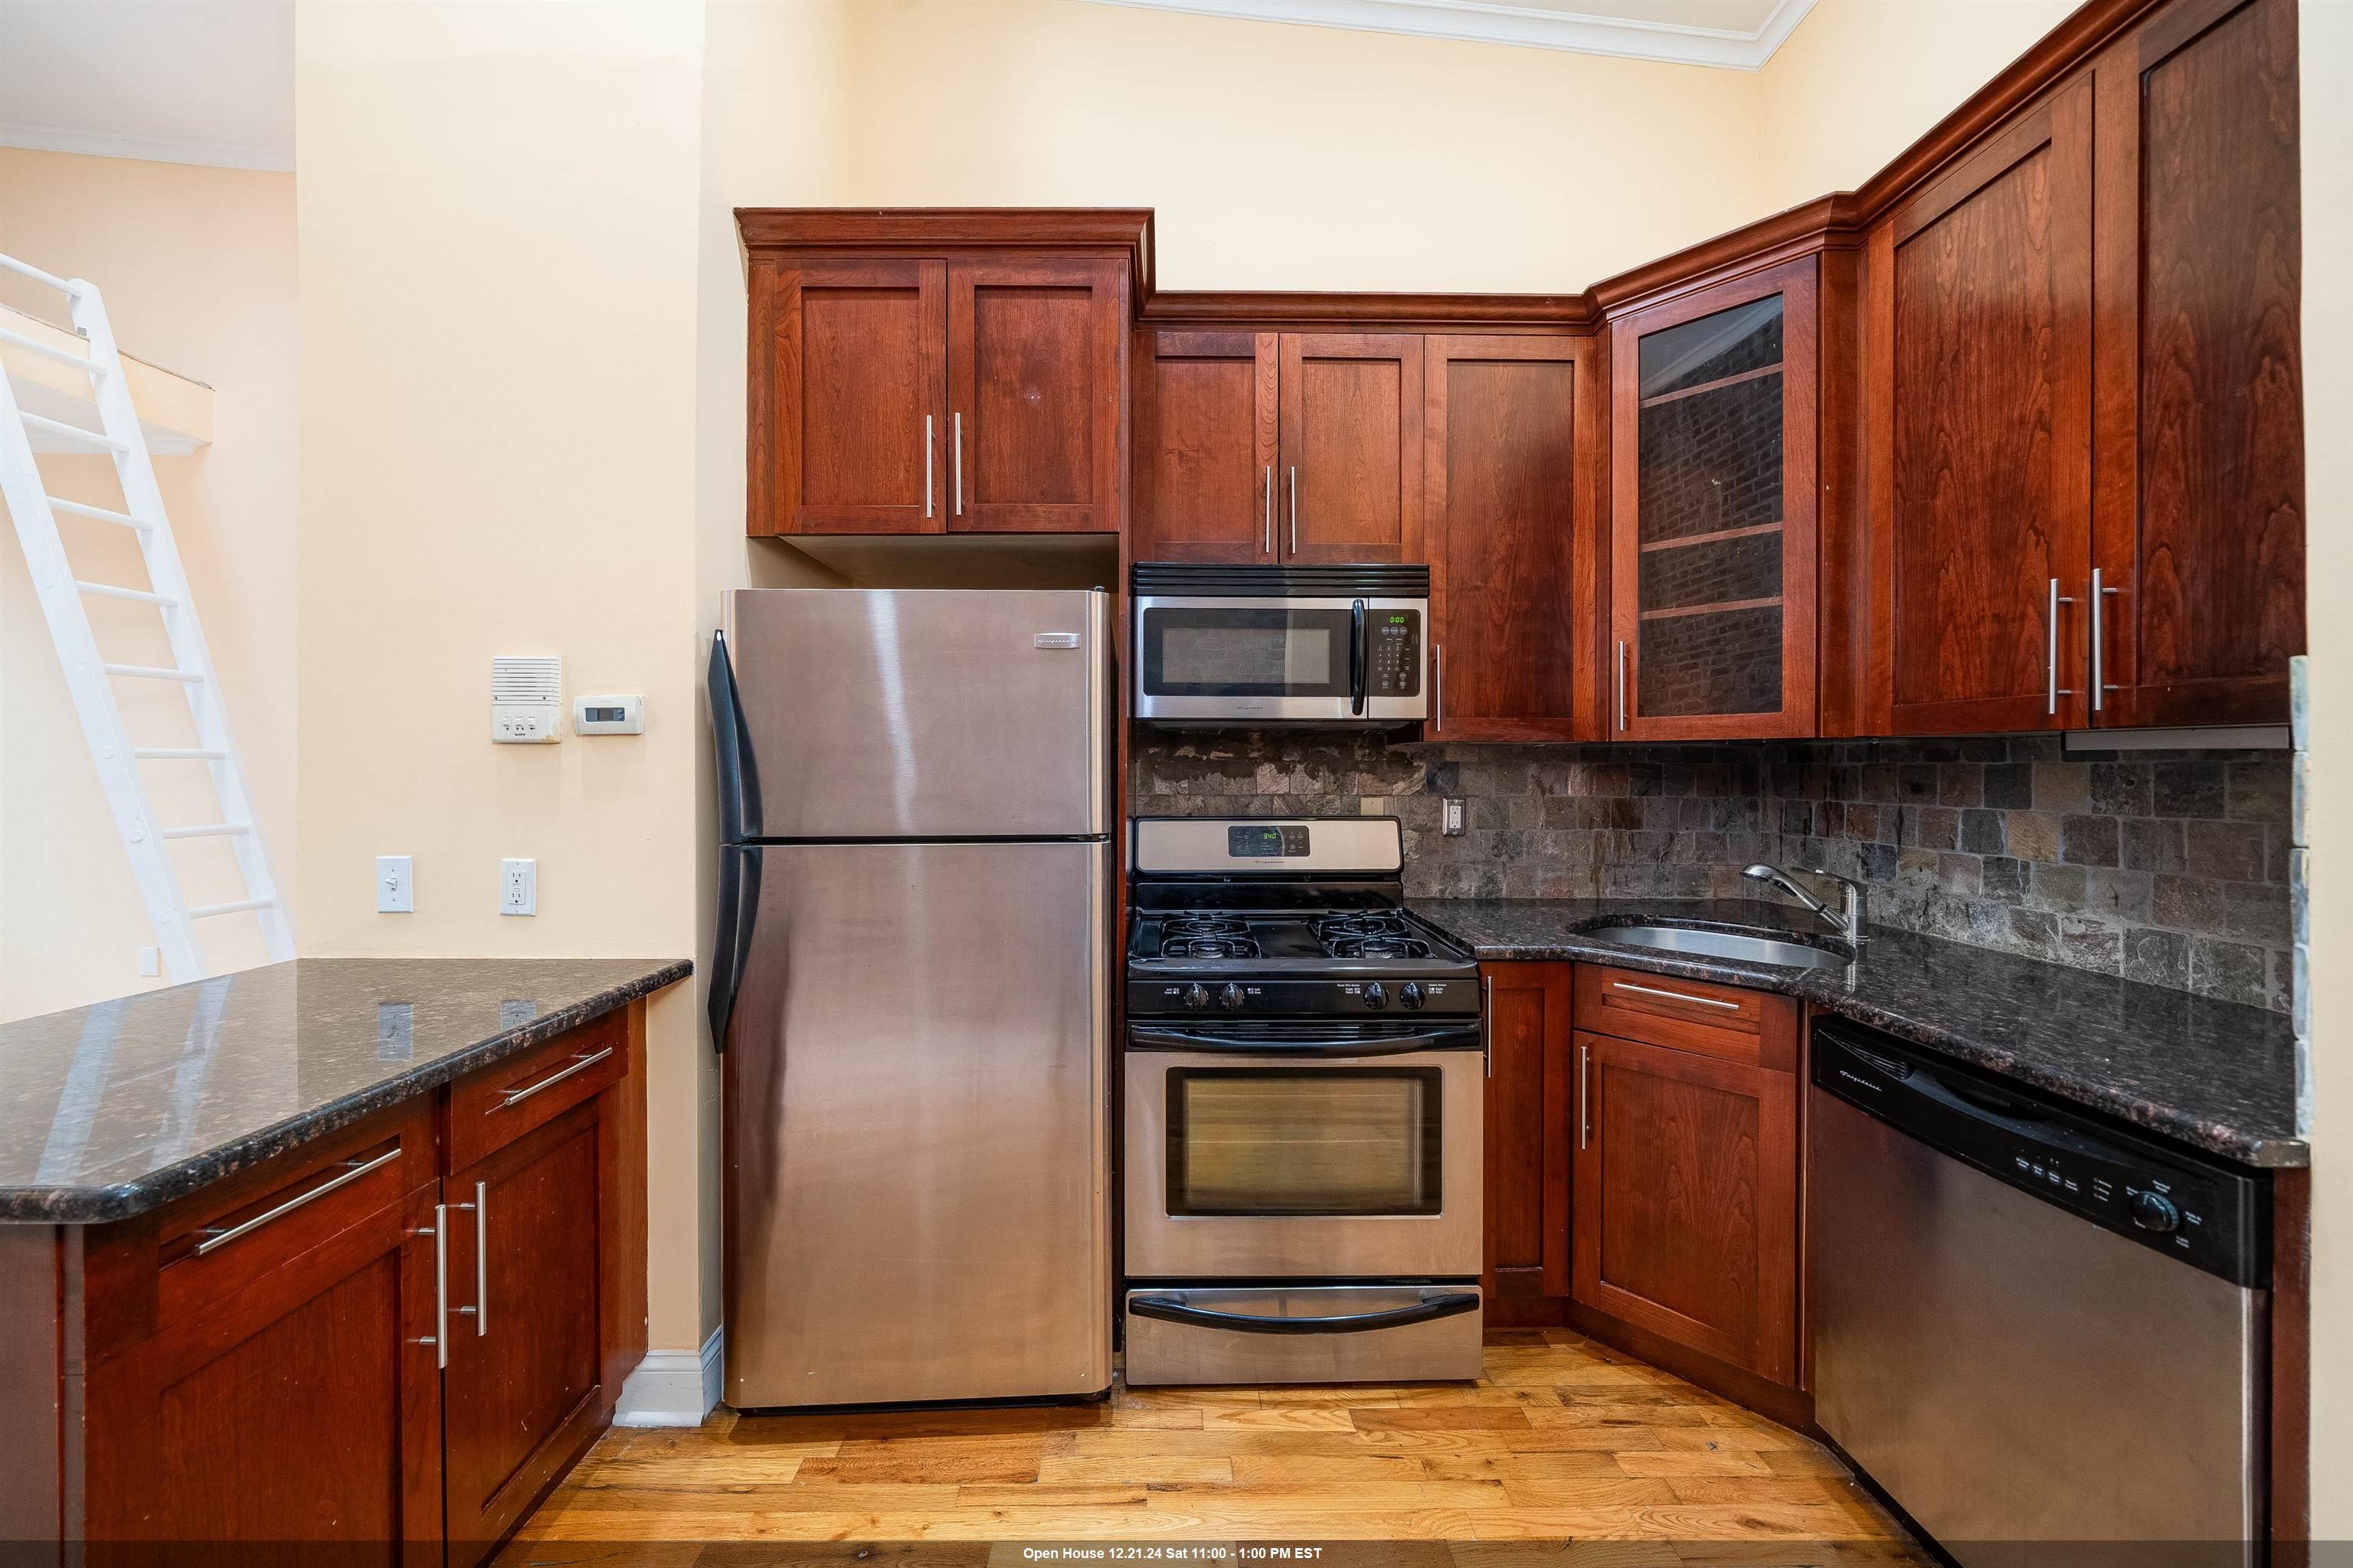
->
1229, 825, 1308, 859
1160, 625, 1334, 687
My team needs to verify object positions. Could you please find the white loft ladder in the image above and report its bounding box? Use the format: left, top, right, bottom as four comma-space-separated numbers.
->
0, 251, 292, 982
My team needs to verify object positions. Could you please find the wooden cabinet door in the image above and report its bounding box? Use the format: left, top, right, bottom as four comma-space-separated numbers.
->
945, 257, 1126, 533
85, 1177, 446, 1556
1278, 333, 1423, 562
2089, 0, 2303, 727
1480, 963, 1573, 1325
751, 257, 945, 536
1610, 258, 1819, 739
1132, 329, 1278, 561
1870, 78, 2096, 733
1572, 1031, 1798, 1386
444, 1100, 610, 1566
1426, 336, 1595, 741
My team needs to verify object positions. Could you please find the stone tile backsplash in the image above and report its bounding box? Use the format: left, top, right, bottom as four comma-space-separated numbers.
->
1131, 730, 2293, 1012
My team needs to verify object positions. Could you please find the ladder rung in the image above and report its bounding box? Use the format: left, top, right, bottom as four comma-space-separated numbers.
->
103, 663, 203, 683
21, 412, 129, 453
0, 254, 80, 294
47, 496, 144, 529
0, 326, 100, 373
134, 747, 225, 761
75, 578, 175, 607
188, 897, 274, 919
161, 823, 251, 840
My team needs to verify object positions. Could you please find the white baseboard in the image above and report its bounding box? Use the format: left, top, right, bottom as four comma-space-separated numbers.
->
614, 1326, 723, 1427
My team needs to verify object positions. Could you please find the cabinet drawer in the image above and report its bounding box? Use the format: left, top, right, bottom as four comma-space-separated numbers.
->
447, 1012, 627, 1171
1574, 964, 1793, 1069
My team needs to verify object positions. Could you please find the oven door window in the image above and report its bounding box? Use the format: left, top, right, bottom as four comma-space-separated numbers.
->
1141, 607, 1355, 697
1165, 1068, 1443, 1216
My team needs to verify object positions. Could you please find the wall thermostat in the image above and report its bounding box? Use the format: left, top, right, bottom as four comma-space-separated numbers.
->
574, 693, 644, 735
492, 656, 561, 743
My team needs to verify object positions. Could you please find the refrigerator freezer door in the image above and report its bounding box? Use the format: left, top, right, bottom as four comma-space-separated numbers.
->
724, 840, 1113, 1408
722, 588, 1111, 840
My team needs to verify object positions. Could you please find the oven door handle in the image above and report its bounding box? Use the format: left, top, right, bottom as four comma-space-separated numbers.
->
1127, 1026, 1480, 1056
1129, 1291, 1481, 1336
1349, 598, 1368, 717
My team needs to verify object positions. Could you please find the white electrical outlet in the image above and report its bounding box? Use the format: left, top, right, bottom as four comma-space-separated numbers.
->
500, 857, 537, 916
378, 854, 414, 912
1442, 798, 1467, 836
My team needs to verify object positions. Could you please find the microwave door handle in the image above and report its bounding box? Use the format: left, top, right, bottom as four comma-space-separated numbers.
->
1128, 1291, 1481, 1336
1350, 598, 1367, 717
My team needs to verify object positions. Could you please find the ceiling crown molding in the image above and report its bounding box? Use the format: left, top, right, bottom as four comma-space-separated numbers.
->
1079, 0, 1817, 70
0, 123, 292, 174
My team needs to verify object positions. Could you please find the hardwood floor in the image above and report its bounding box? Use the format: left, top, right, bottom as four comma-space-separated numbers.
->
506, 1331, 1928, 1561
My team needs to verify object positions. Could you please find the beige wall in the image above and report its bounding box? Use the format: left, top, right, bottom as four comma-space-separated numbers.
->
1755, 0, 2078, 211
0, 149, 296, 1022
294, 1, 709, 1349
2297, 0, 2348, 1535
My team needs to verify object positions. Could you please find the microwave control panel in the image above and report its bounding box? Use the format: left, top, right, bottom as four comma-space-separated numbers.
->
1369, 611, 1422, 697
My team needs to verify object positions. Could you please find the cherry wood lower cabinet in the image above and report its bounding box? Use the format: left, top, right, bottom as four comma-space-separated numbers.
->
1478, 963, 1572, 1324
7, 1002, 647, 1562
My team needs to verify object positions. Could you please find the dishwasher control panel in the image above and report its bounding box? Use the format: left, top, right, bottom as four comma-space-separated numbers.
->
1811, 1023, 2269, 1288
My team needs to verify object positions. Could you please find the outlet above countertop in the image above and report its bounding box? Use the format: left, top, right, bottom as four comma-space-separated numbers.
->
1411, 898, 2305, 1170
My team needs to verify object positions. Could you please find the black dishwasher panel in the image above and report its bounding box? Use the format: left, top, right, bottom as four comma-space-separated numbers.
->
1811, 1019, 2269, 1288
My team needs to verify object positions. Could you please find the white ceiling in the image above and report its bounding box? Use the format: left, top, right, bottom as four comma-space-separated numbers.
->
0, 0, 293, 172
1083, 0, 1818, 67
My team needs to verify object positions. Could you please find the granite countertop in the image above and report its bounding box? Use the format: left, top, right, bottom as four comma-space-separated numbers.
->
1411, 898, 2305, 1169
0, 957, 691, 1223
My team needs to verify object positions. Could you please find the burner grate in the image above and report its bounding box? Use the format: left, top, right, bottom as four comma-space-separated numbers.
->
1325, 935, 1434, 960
1160, 935, 1261, 958
1163, 915, 1249, 939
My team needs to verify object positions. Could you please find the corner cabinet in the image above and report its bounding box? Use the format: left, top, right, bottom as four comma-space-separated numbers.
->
1608, 257, 1819, 738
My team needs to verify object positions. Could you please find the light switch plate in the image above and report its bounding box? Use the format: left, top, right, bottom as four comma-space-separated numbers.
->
500, 857, 536, 916
378, 854, 414, 912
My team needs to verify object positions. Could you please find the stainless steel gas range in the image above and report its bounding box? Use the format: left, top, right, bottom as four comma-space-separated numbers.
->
1121, 816, 1484, 1386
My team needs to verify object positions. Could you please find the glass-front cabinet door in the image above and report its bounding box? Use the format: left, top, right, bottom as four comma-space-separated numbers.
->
1608, 257, 1818, 738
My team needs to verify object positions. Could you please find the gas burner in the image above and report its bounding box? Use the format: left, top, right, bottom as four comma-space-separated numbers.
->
1326, 935, 1433, 960
1161, 935, 1260, 959
1315, 912, 1412, 941
1163, 914, 1249, 938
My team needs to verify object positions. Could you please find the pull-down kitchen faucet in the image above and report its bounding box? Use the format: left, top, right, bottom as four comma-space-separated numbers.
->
1743, 863, 1867, 948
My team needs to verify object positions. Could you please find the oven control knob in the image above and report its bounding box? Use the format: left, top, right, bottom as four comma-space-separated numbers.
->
1363, 981, 1388, 1010
2130, 1190, 2180, 1235
1219, 984, 1245, 1010
1399, 982, 1424, 1010
1183, 984, 1211, 1011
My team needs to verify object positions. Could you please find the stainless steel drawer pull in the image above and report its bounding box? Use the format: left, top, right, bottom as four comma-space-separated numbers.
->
1263, 465, 1274, 555
952, 411, 964, 517
924, 414, 933, 519
194, 1147, 401, 1256
415, 1201, 450, 1369
492, 1045, 614, 1111
2091, 567, 2119, 712
2047, 576, 2076, 715
1481, 974, 1493, 1079
471, 1180, 489, 1336
1288, 466, 1298, 555
1579, 1044, 1591, 1150
1615, 639, 1628, 732
1610, 978, 1740, 1011
1434, 644, 1445, 732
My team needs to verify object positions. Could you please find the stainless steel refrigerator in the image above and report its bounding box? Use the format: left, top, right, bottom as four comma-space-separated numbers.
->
708, 588, 1113, 1409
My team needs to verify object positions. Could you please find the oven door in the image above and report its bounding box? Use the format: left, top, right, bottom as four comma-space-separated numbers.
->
1124, 1023, 1482, 1280
1134, 596, 1427, 725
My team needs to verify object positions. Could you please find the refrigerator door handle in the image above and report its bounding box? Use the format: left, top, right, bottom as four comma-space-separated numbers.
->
708, 628, 761, 842
708, 847, 761, 1052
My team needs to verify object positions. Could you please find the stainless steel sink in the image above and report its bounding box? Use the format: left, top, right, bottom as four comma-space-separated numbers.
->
1585, 923, 1852, 971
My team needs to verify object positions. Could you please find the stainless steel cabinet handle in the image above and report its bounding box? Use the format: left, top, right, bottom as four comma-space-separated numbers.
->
473, 1180, 488, 1336
429, 1201, 450, 1368
493, 1045, 614, 1111
923, 414, 934, 519
2047, 577, 2076, 715
952, 411, 963, 517
2092, 567, 2119, 712
194, 1147, 401, 1256
1288, 466, 1298, 555
1481, 974, 1493, 1079
1262, 466, 1274, 555
1611, 978, 1740, 1011
1434, 644, 1445, 733
1615, 639, 1628, 732
1579, 1044, 1592, 1151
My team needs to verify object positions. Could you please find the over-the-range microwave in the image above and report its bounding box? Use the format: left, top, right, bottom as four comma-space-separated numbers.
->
1132, 563, 1428, 729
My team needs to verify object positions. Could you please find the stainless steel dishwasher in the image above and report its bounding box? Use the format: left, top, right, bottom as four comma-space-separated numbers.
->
1810, 1019, 2270, 1568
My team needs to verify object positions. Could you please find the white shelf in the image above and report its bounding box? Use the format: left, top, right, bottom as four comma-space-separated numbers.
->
0, 303, 211, 455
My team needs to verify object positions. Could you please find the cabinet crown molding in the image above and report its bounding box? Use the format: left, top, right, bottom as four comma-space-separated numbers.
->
735, 206, 1154, 300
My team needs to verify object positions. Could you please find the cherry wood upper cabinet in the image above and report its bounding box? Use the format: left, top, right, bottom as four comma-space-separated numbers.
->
1609, 258, 1819, 739
1867, 79, 2096, 735
1131, 330, 1278, 562
1425, 335, 1597, 741
1479, 962, 1572, 1327
1279, 334, 1424, 563
945, 258, 1127, 533
2089, 0, 2303, 726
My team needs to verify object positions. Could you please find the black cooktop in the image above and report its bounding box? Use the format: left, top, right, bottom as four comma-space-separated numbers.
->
1126, 894, 1479, 1019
